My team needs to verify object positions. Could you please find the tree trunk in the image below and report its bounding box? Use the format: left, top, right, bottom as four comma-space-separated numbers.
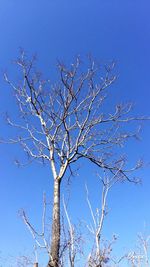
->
47, 178, 61, 267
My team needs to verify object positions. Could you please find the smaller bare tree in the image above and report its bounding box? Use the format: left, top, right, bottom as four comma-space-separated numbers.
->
85, 161, 140, 266
127, 233, 150, 267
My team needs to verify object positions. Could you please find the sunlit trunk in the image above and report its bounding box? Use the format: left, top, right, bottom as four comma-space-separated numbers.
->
47, 178, 61, 267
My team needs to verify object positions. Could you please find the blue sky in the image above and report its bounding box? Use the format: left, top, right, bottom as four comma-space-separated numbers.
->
0, 0, 150, 266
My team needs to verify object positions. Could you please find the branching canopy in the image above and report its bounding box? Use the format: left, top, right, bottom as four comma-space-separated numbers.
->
4, 53, 145, 182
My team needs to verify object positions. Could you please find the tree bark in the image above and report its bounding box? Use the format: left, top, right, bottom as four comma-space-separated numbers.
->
47, 178, 61, 267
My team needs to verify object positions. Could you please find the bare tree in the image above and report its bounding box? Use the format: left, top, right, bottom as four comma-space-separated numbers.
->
127, 233, 150, 267
85, 184, 150, 267
85, 176, 114, 267
20, 193, 50, 258
62, 197, 76, 267
85, 168, 126, 267
4, 52, 146, 267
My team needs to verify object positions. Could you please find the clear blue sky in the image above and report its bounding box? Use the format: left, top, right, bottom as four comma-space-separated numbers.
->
0, 0, 150, 266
